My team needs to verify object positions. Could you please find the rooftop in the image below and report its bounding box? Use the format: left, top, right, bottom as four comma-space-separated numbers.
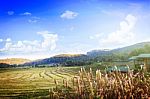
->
129, 54, 150, 60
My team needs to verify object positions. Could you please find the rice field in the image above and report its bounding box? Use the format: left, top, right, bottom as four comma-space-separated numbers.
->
0, 67, 80, 99
1, 65, 150, 99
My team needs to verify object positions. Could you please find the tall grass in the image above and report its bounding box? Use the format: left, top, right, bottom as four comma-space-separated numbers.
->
50, 67, 150, 99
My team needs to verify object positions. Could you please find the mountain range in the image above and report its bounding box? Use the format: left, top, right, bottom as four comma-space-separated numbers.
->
1, 42, 150, 66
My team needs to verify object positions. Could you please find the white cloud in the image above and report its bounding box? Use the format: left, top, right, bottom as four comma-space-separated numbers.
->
21, 12, 32, 16
0, 31, 58, 55
6, 38, 11, 42
60, 10, 78, 19
28, 17, 40, 23
7, 11, 14, 15
58, 43, 89, 55
0, 39, 3, 42
89, 33, 103, 40
91, 14, 137, 48
37, 31, 58, 50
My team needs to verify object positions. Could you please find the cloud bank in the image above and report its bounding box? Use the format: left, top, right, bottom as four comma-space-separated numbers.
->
0, 31, 58, 56
90, 14, 137, 49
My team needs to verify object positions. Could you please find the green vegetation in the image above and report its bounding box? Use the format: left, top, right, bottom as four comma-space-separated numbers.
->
129, 44, 150, 57
23, 54, 92, 67
91, 44, 150, 63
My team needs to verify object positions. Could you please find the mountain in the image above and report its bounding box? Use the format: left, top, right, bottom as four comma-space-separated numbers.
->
53, 54, 83, 57
87, 49, 112, 58
0, 58, 31, 65
87, 42, 150, 57
112, 42, 150, 54
23, 41, 150, 66
23, 54, 91, 66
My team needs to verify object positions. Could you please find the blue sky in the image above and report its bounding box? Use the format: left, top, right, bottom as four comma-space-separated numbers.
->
0, 0, 150, 59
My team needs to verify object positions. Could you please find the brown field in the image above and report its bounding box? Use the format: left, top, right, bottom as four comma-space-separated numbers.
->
0, 67, 80, 99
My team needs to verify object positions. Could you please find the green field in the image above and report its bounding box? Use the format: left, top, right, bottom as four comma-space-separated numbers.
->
0, 67, 82, 99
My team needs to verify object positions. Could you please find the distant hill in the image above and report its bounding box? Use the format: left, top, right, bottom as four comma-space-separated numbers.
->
1, 42, 150, 67
112, 42, 150, 54
87, 42, 150, 57
24, 54, 91, 66
0, 58, 31, 65
53, 54, 84, 57
23, 41, 150, 66
87, 49, 112, 58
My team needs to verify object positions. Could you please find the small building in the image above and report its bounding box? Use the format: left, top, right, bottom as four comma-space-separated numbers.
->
106, 65, 130, 73
129, 54, 150, 72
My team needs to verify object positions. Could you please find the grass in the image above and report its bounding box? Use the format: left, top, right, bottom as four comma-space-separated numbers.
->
50, 67, 150, 99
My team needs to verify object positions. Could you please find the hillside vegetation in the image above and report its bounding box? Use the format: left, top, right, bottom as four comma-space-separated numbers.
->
53, 54, 84, 57
23, 42, 150, 66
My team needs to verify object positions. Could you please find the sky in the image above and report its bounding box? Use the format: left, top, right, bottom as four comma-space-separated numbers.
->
0, 0, 150, 59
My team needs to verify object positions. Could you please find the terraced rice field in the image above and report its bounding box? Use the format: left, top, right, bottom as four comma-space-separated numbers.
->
0, 67, 80, 99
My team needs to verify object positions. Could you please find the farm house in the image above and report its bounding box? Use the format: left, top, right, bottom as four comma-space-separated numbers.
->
129, 54, 150, 72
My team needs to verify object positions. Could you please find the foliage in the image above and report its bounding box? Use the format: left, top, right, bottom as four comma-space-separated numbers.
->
129, 44, 150, 57
0, 63, 13, 68
24, 54, 93, 66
